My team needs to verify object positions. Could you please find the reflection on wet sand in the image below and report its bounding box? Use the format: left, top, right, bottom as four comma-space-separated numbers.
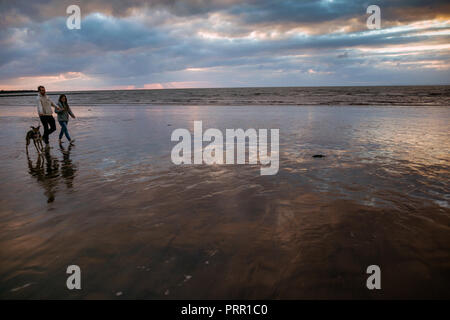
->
26, 144, 77, 203
59, 144, 76, 190
0, 105, 449, 299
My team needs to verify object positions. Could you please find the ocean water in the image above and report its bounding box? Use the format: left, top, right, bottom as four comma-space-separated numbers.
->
0, 87, 449, 299
1, 85, 450, 106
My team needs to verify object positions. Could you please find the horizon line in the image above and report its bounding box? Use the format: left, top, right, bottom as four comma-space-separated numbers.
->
2, 83, 450, 93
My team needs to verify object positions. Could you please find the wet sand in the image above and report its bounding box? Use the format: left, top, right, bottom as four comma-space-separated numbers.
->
0, 105, 449, 299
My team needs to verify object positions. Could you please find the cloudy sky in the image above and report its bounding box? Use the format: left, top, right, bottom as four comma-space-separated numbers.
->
0, 0, 449, 90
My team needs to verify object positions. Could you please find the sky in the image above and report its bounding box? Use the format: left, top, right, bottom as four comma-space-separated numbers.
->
0, 0, 449, 90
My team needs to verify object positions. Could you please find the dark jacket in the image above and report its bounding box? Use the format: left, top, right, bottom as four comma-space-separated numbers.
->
56, 101, 75, 122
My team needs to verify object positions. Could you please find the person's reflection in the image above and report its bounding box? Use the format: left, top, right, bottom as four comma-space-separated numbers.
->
59, 142, 77, 189
27, 144, 76, 203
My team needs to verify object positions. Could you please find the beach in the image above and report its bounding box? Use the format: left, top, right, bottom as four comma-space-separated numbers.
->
0, 92, 449, 299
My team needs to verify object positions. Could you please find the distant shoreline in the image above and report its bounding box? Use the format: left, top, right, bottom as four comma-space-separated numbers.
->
0, 84, 449, 96
0, 90, 37, 96
0, 90, 36, 93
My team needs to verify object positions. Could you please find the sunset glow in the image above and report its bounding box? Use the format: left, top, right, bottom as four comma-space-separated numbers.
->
0, 0, 449, 90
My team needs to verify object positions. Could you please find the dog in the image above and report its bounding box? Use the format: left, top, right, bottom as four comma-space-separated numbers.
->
26, 126, 44, 154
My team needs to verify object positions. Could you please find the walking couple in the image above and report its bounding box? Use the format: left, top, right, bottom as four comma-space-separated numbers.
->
37, 85, 76, 147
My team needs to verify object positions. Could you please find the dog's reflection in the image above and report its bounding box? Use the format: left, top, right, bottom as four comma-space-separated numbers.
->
27, 144, 77, 203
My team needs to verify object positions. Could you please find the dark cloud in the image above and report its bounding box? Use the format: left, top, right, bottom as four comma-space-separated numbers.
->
0, 0, 449, 88
2, 0, 450, 27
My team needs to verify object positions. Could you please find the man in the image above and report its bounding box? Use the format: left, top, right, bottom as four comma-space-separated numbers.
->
36, 85, 57, 147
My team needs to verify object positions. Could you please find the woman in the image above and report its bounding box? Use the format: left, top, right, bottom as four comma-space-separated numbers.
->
56, 94, 76, 144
